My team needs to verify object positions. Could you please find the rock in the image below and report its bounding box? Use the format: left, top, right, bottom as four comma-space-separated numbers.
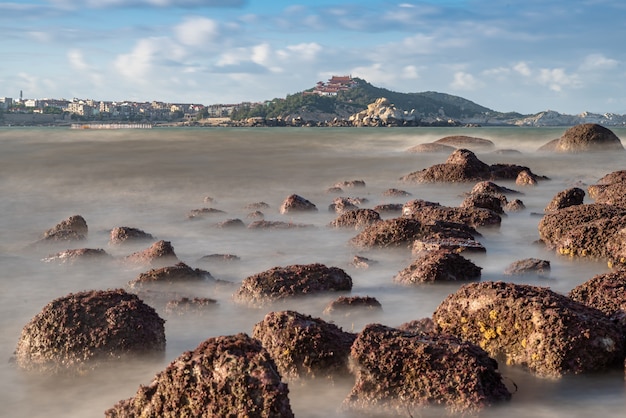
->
252, 310, 356, 380
412, 237, 486, 254
401, 198, 441, 214
244, 201, 270, 210
469, 181, 521, 195
588, 170, 626, 207
349, 98, 416, 127
234, 263, 353, 306
247, 210, 265, 219
545, 123, 624, 153
503, 258, 551, 277
109, 226, 154, 245
404, 204, 502, 229
544, 187, 586, 212
568, 270, 626, 333
329, 208, 381, 229
516, 169, 539, 186
351, 255, 378, 268
14, 289, 165, 374
397, 318, 438, 334
342, 324, 511, 415
334, 179, 366, 188
325, 186, 343, 193
164, 297, 218, 315
105, 334, 293, 418
41, 248, 111, 264
406, 142, 456, 153
401, 149, 544, 183
350, 217, 424, 249
433, 281, 625, 378
124, 240, 179, 267
372, 203, 403, 213
433, 135, 495, 150
198, 253, 241, 262
186, 207, 226, 219
460, 192, 506, 214
44, 215, 88, 238
394, 249, 482, 284
382, 188, 411, 197
129, 262, 214, 288
323, 295, 382, 316
247, 220, 312, 229
279, 194, 317, 214
328, 197, 359, 214
504, 199, 526, 212
215, 218, 246, 228
538, 203, 626, 262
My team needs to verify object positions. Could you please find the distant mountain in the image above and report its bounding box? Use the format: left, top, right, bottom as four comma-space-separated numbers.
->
512, 110, 626, 127
230, 78, 521, 124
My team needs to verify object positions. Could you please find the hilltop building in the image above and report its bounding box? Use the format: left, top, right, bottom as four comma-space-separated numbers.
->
308, 75, 357, 96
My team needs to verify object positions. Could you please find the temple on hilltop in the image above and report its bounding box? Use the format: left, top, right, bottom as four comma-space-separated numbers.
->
306, 75, 357, 96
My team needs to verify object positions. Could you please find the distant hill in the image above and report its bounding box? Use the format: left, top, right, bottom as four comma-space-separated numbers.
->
230, 78, 524, 123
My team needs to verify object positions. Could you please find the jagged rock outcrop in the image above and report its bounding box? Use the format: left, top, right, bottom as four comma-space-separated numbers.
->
394, 249, 482, 284
279, 194, 317, 214
124, 240, 179, 267
349, 98, 418, 127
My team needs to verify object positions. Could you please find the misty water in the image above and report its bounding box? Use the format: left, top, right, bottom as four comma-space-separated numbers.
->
0, 126, 625, 417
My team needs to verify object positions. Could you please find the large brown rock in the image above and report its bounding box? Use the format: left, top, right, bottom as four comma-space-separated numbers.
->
433, 135, 495, 150
109, 226, 154, 245
129, 262, 214, 288
433, 281, 625, 378
538, 203, 626, 262
41, 248, 111, 264
329, 208, 381, 229
252, 310, 356, 380
279, 194, 317, 214
403, 204, 501, 229
44, 214, 88, 239
105, 334, 294, 418
544, 187, 585, 212
544, 123, 624, 153
350, 217, 424, 249
394, 250, 482, 284
342, 324, 511, 415
124, 240, 179, 267
234, 263, 352, 306
14, 289, 165, 374
569, 270, 626, 333
588, 170, 626, 207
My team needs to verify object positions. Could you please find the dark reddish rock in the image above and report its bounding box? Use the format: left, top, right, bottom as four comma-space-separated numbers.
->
14, 289, 165, 374
382, 188, 412, 197
244, 201, 270, 210
247, 220, 312, 229
588, 170, 626, 207
279, 194, 317, 214
234, 263, 353, 307
596, 170, 626, 185
198, 253, 241, 262
41, 248, 111, 264
397, 318, 438, 334
461, 192, 506, 214
323, 296, 382, 316
129, 262, 214, 288
329, 208, 381, 229
342, 324, 511, 415
215, 218, 246, 228
186, 207, 226, 219
164, 297, 218, 315
44, 215, 88, 238
247, 210, 265, 219
109, 226, 154, 245
433, 135, 496, 150
412, 237, 486, 254
372, 203, 403, 213
433, 281, 625, 378
538, 203, 626, 261
516, 169, 539, 186
469, 181, 521, 196
351, 255, 378, 269
568, 270, 626, 333
394, 249, 481, 284
350, 217, 424, 249
328, 197, 359, 214
401, 149, 544, 184
401, 198, 441, 214
544, 187, 585, 212
504, 198, 526, 212
541, 123, 624, 153
504, 258, 551, 277
105, 334, 293, 418
334, 179, 366, 188
406, 142, 456, 153
404, 204, 502, 229
252, 310, 356, 380
124, 240, 179, 267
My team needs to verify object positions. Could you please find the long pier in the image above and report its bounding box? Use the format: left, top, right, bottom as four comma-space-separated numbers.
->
70, 123, 153, 129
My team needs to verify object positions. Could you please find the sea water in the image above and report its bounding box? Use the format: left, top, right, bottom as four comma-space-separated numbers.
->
0, 126, 625, 417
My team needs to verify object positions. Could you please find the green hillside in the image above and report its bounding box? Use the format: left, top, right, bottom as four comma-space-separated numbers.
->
230, 78, 519, 121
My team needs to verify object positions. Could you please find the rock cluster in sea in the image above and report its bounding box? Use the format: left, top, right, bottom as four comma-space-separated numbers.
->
11, 124, 626, 416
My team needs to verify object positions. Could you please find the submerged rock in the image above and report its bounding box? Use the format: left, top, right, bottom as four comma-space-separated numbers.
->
433, 281, 624, 378
14, 289, 165, 374
129, 262, 214, 288
394, 249, 482, 284
503, 258, 551, 277
109, 226, 154, 245
404, 204, 501, 229
234, 263, 353, 306
124, 240, 179, 267
323, 295, 383, 316
540, 123, 624, 153
350, 217, 424, 249
105, 334, 294, 418
279, 194, 318, 214
433, 135, 496, 150
44, 215, 88, 239
329, 208, 381, 229
252, 310, 356, 380
42, 248, 111, 264
342, 324, 511, 415
164, 297, 218, 315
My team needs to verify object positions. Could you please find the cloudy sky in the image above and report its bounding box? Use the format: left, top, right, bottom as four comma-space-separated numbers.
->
1, 0, 625, 114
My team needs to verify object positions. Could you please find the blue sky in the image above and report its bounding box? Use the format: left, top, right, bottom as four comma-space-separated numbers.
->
1, 0, 625, 114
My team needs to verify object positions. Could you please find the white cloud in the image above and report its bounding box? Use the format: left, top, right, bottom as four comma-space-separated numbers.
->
46, 0, 245, 9
174, 17, 218, 47
114, 38, 163, 80
579, 53, 618, 71
537, 68, 581, 92
402, 65, 420, 79
279, 43, 322, 62
450, 71, 483, 91
68, 49, 90, 71
513, 62, 532, 77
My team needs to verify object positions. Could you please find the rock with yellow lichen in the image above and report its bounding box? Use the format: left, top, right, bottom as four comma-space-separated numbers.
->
432, 281, 624, 378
